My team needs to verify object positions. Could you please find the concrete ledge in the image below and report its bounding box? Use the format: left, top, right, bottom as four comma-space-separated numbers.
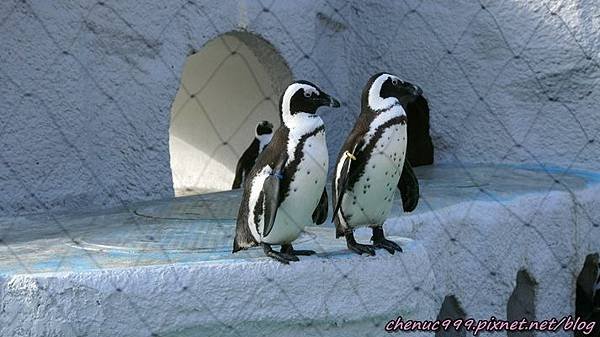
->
0, 235, 437, 337
1, 164, 598, 336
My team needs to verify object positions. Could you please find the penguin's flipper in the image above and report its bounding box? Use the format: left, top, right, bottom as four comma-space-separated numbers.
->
333, 157, 351, 219
262, 155, 288, 237
262, 176, 280, 237
397, 160, 419, 212
312, 188, 328, 225
332, 138, 363, 221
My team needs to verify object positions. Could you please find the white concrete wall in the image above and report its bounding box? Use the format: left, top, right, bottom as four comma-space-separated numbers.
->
344, 0, 600, 171
0, 0, 598, 213
0, 0, 351, 215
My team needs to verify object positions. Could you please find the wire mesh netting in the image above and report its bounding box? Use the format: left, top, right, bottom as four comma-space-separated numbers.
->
0, 0, 599, 336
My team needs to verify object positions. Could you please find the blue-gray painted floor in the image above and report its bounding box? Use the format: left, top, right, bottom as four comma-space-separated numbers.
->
0, 163, 597, 276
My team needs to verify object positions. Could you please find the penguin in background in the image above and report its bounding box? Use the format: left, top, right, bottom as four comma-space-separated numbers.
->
332, 72, 421, 256
232, 121, 274, 189
233, 80, 340, 264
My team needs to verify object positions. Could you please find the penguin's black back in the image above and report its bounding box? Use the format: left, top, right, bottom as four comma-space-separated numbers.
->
232, 139, 260, 189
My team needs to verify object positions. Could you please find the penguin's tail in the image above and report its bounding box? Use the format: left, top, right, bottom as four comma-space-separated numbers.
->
232, 211, 259, 253
232, 234, 257, 253
232, 237, 242, 253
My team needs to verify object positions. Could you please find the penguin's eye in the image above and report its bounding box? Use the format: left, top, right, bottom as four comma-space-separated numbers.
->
391, 78, 399, 86
304, 91, 312, 98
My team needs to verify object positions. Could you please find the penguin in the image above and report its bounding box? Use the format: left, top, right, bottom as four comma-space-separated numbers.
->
332, 72, 421, 256
233, 80, 340, 264
232, 120, 274, 189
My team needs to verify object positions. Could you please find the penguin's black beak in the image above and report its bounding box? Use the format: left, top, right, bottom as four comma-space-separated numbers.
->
402, 83, 422, 97
395, 82, 423, 105
319, 93, 340, 108
329, 96, 341, 108
412, 84, 423, 97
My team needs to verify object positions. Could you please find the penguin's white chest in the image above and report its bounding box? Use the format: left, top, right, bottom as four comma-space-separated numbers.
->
343, 124, 407, 227
263, 130, 328, 244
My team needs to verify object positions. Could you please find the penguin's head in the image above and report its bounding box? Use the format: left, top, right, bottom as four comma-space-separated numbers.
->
279, 80, 340, 126
255, 120, 273, 136
364, 72, 423, 112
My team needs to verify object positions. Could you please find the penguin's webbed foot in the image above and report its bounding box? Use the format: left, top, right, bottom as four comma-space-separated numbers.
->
262, 243, 298, 264
345, 231, 375, 256
371, 227, 402, 254
348, 242, 376, 256
281, 244, 316, 256
373, 239, 402, 254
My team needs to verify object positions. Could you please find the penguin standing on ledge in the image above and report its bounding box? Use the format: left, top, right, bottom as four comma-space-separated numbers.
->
233, 80, 340, 264
232, 121, 274, 189
332, 72, 421, 256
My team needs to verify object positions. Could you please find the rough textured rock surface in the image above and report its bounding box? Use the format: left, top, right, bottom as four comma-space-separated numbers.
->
386, 183, 600, 336
1, 0, 599, 216
344, 0, 600, 170
0, 241, 439, 337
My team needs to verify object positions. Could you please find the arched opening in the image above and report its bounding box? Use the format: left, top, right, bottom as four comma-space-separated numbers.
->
169, 32, 292, 196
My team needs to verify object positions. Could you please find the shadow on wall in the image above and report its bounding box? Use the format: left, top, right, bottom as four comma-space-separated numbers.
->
169, 31, 292, 196
406, 95, 434, 167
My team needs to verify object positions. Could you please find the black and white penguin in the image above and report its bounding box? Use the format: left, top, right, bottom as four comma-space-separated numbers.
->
232, 120, 274, 189
233, 80, 340, 263
332, 72, 421, 255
